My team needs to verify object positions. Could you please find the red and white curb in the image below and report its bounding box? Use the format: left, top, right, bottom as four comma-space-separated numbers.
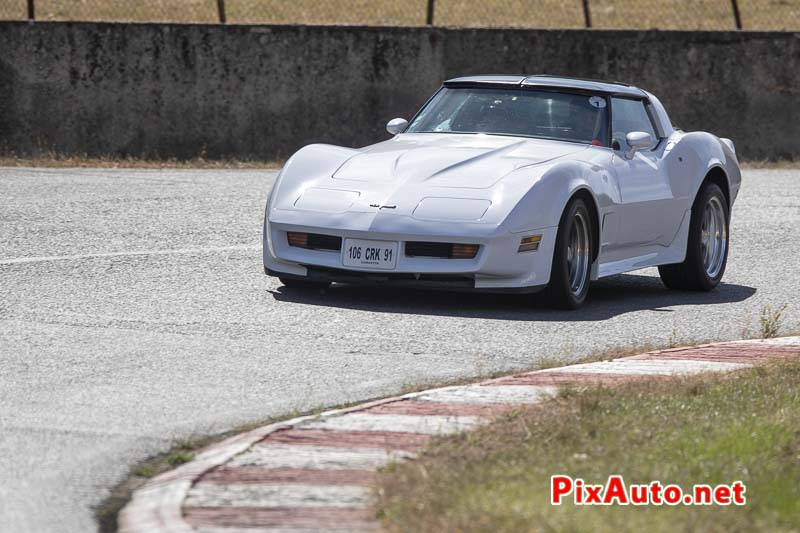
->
118, 337, 800, 532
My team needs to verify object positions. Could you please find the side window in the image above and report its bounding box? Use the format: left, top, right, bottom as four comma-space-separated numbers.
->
611, 98, 658, 150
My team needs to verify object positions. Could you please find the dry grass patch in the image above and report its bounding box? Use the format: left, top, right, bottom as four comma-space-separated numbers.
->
376, 361, 800, 532
0, 154, 281, 169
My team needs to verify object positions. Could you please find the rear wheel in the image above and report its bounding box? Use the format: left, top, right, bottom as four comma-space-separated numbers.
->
279, 277, 331, 289
543, 198, 593, 309
658, 182, 729, 291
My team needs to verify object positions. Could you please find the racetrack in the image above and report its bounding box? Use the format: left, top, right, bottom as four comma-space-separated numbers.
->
0, 167, 798, 532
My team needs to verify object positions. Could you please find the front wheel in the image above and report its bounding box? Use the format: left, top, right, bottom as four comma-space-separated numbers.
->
658, 182, 729, 291
543, 198, 594, 309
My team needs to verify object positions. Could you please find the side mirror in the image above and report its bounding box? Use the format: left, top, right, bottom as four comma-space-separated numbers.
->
625, 131, 652, 159
386, 118, 408, 135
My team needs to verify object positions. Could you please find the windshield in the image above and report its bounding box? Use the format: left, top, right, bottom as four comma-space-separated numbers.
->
406, 87, 609, 146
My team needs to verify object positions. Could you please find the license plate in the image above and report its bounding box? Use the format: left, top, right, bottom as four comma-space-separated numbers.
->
342, 239, 398, 270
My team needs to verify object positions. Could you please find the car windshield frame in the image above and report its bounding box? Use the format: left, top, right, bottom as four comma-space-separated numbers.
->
405, 86, 612, 147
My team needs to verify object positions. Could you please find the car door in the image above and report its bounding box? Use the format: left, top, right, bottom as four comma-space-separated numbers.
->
610, 97, 685, 251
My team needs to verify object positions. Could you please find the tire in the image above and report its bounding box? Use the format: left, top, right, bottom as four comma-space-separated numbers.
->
658, 182, 729, 291
543, 198, 594, 309
279, 277, 331, 289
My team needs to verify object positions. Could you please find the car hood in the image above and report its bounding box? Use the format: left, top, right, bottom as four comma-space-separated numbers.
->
333, 133, 586, 189
273, 133, 588, 226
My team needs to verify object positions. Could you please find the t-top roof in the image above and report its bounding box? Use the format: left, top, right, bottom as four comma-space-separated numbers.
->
444, 74, 647, 98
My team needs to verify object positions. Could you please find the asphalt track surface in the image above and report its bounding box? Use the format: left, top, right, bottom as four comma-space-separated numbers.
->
0, 167, 798, 532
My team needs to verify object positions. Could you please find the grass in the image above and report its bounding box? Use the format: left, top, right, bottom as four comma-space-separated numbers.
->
0, 154, 280, 169
375, 361, 800, 532
760, 304, 788, 338
1, 0, 797, 30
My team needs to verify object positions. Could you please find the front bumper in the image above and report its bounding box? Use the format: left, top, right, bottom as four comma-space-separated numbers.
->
266, 266, 546, 294
263, 215, 558, 291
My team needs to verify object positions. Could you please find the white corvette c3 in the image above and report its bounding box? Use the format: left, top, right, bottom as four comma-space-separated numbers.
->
263, 75, 740, 309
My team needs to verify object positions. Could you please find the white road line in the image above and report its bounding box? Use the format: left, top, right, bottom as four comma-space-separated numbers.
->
228, 444, 414, 470
548, 359, 751, 375
0, 245, 259, 265
301, 413, 484, 435
185, 482, 369, 508
415, 385, 558, 404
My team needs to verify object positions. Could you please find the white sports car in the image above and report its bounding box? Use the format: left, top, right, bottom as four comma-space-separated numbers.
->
263, 75, 740, 309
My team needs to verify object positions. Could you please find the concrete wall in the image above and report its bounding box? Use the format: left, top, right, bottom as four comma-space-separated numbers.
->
0, 22, 797, 160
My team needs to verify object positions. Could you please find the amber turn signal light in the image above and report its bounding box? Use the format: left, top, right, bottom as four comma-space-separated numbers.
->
287, 232, 309, 248
518, 234, 542, 252
451, 244, 480, 259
